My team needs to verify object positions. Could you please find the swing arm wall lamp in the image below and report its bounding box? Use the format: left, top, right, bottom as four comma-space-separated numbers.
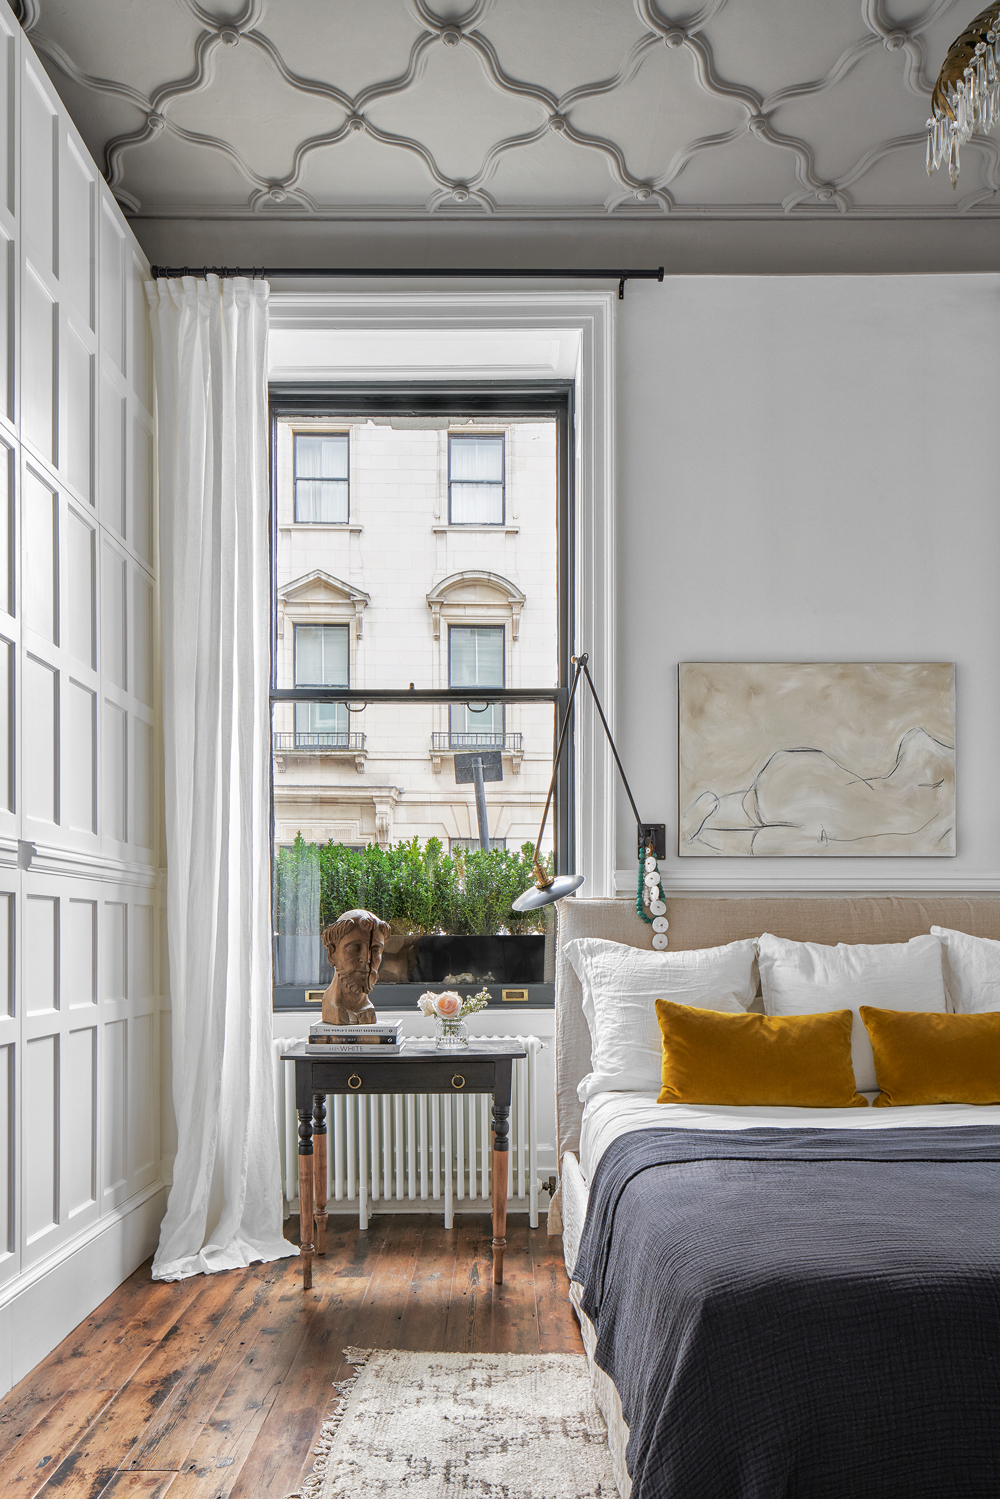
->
511, 653, 665, 913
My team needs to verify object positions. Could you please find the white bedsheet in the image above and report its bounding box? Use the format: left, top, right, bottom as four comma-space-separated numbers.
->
579, 1091, 1000, 1181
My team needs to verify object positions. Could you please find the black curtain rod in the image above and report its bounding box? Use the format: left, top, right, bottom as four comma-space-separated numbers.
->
149, 265, 665, 300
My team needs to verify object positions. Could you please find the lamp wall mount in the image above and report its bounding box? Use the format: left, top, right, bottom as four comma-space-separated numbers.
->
638, 824, 667, 861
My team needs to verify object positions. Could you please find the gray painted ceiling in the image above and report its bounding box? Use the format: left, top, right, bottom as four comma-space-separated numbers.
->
21, 0, 997, 224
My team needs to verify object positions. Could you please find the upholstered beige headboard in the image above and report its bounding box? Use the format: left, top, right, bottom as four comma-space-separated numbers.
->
549, 891, 1000, 1233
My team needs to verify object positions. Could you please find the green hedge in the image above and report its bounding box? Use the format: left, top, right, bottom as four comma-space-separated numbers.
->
274, 835, 553, 936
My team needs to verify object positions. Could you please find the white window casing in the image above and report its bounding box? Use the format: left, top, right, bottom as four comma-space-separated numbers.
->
268, 292, 617, 896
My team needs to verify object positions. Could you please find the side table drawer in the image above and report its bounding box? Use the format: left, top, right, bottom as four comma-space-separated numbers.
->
307, 1060, 498, 1094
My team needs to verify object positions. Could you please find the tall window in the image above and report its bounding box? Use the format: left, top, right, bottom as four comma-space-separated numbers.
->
294, 623, 348, 743
449, 624, 504, 744
449, 433, 504, 524
295, 433, 349, 522
270, 387, 570, 1011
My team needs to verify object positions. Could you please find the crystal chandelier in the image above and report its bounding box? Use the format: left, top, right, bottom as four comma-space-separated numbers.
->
927, 4, 1000, 184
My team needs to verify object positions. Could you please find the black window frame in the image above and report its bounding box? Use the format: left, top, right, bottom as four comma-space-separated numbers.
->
448, 622, 505, 745
448, 430, 505, 525
293, 620, 350, 689
269, 382, 575, 1011
293, 429, 350, 524
292, 620, 350, 747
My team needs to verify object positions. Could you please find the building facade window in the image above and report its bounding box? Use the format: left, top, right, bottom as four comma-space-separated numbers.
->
448, 433, 504, 524
294, 622, 349, 743
449, 624, 504, 743
295, 432, 349, 522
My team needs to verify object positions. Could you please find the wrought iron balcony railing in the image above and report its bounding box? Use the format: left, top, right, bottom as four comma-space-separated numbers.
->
273, 732, 367, 753
431, 732, 523, 752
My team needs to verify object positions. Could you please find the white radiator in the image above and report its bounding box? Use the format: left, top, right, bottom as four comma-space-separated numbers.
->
272, 1035, 544, 1229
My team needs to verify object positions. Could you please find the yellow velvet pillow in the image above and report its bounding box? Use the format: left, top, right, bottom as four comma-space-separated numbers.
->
859, 1006, 1000, 1106
655, 999, 867, 1107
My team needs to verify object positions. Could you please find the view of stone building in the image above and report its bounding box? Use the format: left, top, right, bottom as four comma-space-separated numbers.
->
272, 416, 558, 853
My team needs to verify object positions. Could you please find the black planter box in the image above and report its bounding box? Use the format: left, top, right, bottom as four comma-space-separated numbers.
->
411, 933, 544, 984
273, 931, 548, 1010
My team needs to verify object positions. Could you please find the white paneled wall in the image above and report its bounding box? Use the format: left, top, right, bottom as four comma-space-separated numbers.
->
0, 3, 165, 1395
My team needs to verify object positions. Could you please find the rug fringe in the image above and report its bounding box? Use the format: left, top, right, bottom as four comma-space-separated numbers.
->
283, 1349, 374, 1499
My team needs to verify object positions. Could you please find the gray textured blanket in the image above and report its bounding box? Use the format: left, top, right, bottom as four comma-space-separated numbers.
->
574, 1127, 1000, 1499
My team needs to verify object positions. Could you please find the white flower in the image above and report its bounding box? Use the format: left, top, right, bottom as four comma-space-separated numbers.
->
417, 992, 438, 1016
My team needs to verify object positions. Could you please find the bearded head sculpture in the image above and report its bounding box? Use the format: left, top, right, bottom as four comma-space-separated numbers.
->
319, 908, 391, 1026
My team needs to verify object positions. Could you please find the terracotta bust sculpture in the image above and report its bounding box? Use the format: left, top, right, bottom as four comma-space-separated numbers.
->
320, 908, 391, 1025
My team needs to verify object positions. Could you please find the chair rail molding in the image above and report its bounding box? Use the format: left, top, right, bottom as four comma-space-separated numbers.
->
268, 289, 617, 896
614, 871, 1000, 894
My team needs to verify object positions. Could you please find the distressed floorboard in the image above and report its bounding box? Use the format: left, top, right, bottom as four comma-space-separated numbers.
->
1, 1216, 581, 1499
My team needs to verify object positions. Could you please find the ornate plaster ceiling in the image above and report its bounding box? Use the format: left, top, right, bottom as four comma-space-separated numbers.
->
19, 0, 999, 221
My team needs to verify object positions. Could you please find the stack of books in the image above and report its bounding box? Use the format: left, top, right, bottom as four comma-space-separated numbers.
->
301, 1020, 402, 1056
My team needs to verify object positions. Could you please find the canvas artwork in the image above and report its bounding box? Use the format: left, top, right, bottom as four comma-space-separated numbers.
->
678, 662, 956, 857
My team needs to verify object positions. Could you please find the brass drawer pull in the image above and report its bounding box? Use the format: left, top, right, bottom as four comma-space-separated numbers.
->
452, 1074, 465, 1090
348, 1074, 362, 1090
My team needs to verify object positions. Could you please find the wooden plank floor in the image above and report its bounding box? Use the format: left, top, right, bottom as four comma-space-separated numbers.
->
0, 1214, 582, 1498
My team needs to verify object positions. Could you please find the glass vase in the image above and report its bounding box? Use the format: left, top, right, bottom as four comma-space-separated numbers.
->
435, 1016, 469, 1050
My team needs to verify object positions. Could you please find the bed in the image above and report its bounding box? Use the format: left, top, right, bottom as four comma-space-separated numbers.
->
551, 894, 1000, 1499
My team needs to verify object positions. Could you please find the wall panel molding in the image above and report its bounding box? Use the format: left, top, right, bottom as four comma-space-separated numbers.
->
0, 0, 164, 1396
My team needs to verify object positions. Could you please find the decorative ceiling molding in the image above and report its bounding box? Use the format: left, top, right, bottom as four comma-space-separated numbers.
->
22, 0, 999, 220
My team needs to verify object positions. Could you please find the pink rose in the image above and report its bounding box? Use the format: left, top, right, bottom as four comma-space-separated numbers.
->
434, 991, 462, 1019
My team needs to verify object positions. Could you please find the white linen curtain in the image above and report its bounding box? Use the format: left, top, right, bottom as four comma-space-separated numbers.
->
146, 274, 296, 1279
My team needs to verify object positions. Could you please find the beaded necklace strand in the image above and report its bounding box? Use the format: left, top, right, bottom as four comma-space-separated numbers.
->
637, 841, 669, 948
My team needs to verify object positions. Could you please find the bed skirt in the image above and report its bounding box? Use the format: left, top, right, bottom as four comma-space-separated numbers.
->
562, 1151, 631, 1499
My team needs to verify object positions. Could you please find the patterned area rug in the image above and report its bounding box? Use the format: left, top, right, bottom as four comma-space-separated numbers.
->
292, 1347, 619, 1498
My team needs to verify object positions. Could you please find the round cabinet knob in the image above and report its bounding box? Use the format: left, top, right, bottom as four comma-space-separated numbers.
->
651, 932, 669, 950
644, 856, 658, 872
644, 871, 660, 888
652, 916, 669, 933
452, 1074, 465, 1090
348, 1074, 362, 1090
649, 899, 667, 917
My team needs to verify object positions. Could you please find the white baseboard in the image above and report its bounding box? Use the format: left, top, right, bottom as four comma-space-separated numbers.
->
0, 1183, 167, 1397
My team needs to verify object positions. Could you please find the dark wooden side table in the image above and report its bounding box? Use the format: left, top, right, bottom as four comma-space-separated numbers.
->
282, 1038, 527, 1291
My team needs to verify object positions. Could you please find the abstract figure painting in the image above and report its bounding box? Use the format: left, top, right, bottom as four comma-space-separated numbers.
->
678, 663, 955, 857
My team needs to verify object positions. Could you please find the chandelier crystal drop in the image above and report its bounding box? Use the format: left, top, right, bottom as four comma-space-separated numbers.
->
927, 3, 1000, 185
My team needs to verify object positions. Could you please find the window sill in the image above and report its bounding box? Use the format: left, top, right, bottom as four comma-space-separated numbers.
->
432, 525, 518, 535
279, 523, 363, 533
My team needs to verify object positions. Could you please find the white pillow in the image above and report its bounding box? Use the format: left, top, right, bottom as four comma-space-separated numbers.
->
757, 933, 947, 1093
931, 926, 1000, 1013
564, 936, 757, 1101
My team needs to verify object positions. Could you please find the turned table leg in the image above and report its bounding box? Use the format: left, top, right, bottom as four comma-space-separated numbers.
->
491, 1098, 510, 1286
313, 1092, 328, 1257
297, 1104, 315, 1291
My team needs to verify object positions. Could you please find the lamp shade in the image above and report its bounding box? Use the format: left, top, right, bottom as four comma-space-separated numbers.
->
511, 873, 585, 912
